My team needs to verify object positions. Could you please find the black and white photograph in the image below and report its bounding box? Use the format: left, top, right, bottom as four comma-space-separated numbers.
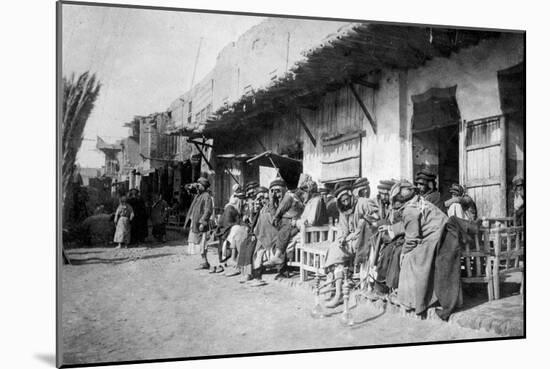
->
56, 0, 526, 367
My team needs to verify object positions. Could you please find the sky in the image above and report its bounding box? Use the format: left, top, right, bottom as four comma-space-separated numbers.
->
62, 4, 264, 168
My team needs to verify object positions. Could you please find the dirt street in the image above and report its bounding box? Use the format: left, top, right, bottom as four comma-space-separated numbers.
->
61, 244, 499, 365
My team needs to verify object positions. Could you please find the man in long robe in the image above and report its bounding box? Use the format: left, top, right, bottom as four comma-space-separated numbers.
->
211, 186, 244, 273
250, 186, 276, 286
390, 180, 448, 315
184, 177, 213, 270
363, 179, 403, 300
127, 189, 148, 245
323, 181, 379, 308
263, 178, 304, 276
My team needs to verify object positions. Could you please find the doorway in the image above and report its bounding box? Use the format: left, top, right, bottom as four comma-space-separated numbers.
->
411, 86, 461, 200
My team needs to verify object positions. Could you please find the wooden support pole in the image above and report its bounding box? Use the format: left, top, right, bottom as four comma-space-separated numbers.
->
295, 111, 317, 147
349, 83, 377, 134
192, 142, 213, 171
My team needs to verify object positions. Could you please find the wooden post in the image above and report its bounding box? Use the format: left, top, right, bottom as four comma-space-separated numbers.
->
192, 142, 213, 171
295, 111, 317, 147
493, 231, 501, 300
459, 119, 467, 186
499, 115, 508, 217
349, 83, 377, 134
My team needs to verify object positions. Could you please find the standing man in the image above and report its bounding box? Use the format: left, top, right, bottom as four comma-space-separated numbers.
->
251, 186, 277, 285
127, 188, 148, 245
151, 193, 169, 242
185, 177, 214, 270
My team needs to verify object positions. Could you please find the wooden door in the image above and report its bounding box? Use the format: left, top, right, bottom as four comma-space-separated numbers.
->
460, 115, 507, 218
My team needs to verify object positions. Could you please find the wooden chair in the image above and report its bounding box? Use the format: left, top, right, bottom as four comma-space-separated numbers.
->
487, 226, 525, 299
460, 227, 495, 299
483, 216, 516, 228
297, 224, 338, 281
460, 224, 525, 301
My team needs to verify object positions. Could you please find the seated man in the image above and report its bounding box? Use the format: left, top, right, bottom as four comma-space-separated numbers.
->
212, 186, 245, 273
296, 175, 328, 228
512, 175, 525, 226
389, 180, 448, 315
264, 177, 305, 277
319, 183, 339, 223
363, 179, 402, 299
323, 181, 379, 308
445, 183, 477, 221
414, 169, 444, 211
352, 177, 371, 199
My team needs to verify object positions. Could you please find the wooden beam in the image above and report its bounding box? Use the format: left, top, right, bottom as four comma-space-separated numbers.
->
349, 83, 377, 134
295, 110, 317, 147
354, 79, 379, 90
188, 139, 213, 148
192, 142, 213, 171
256, 138, 267, 151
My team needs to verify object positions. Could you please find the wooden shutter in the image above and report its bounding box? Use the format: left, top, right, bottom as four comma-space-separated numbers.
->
460, 115, 507, 217
320, 131, 362, 182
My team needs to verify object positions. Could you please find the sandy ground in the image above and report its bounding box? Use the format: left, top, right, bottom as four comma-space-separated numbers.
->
61, 243, 500, 366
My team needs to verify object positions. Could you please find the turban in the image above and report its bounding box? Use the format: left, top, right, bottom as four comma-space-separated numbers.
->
197, 177, 210, 188
269, 177, 286, 189
377, 179, 396, 193
390, 180, 416, 205
255, 186, 268, 195
245, 181, 259, 192
353, 177, 370, 191
334, 182, 353, 199
512, 175, 524, 186
449, 183, 465, 196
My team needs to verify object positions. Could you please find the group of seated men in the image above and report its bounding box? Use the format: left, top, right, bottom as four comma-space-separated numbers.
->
185, 169, 524, 320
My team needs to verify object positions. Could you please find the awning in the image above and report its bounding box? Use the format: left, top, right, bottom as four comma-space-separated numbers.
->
247, 151, 302, 188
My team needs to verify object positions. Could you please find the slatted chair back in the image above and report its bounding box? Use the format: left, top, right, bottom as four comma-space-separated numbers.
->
297, 224, 338, 281
460, 227, 494, 298
489, 225, 525, 299
483, 216, 516, 228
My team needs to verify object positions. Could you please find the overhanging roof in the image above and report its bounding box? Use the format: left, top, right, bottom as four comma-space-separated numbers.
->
185, 23, 499, 137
